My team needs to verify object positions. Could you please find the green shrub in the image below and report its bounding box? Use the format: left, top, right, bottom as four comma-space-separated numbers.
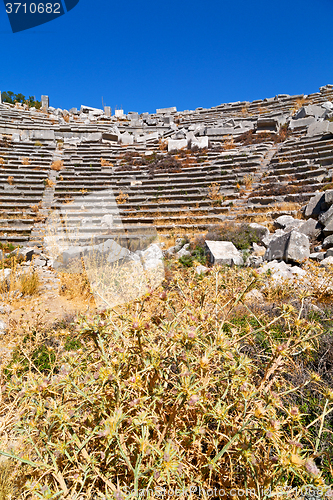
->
178, 254, 193, 267
31, 344, 56, 373
64, 336, 82, 351
191, 245, 208, 265
205, 222, 260, 250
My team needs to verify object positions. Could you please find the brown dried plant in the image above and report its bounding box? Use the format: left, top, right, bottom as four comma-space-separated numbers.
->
100, 158, 114, 167
1, 265, 332, 497
50, 160, 64, 171
116, 190, 128, 204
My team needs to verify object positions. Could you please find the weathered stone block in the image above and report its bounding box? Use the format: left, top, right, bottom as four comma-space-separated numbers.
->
309, 252, 326, 261
249, 223, 270, 241
32, 130, 55, 141
322, 190, 333, 210
156, 107, 177, 114
323, 235, 333, 249
264, 232, 290, 262
286, 231, 310, 263
102, 132, 118, 142
80, 105, 103, 115
294, 104, 325, 119
119, 132, 133, 145
264, 231, 310, 264
323, 219, 333, 235
289, 117, 316, 130
298, 218, 323, 238
320, 256, 333, 268
167, 138, 188, 152
205, 240, 243, 266
191, 136, 209, 149
319, 204, 333, 226
307, 121, 333, 137
274, 215, 299, 229
304, 192, 325, 219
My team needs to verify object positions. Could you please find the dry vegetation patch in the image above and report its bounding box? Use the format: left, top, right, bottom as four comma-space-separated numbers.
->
50, 160, 64, 171
0, 262, 332, 497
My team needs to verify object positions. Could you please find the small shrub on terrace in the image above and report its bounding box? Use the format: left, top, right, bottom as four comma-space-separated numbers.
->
191, 245, 208, 265
100, 158, 113, 167
59, 272, 92, 302
205, 222, 260, 250
50, 160, 64, 171
44, 178, 55, 188
320, 183, 333, 192
207, 182, 221, 201
116, 190, 128, 204
7, 176, 14, 185
21, 157, 30, 165
223, 136, 235, 149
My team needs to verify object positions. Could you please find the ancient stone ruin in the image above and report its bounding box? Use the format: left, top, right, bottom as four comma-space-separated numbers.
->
1, 85, 333, 276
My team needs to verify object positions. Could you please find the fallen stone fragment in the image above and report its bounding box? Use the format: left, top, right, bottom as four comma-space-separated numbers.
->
286, 231, 310, 263
318, 204, 333, 226
205, 240, 243, 266
297, 218, 323, 238
0, 304, 10, 314
274, 215, 299, 229
264, 230, 310, 264
323, 219, 333, 236
325, 248, 333, 258
245, 255, 263, 268
304, 192, 325, 219
322, 190, 333, 210
177, 244, 191, 258
244, 289, 264, 303
195, 265, 209, 275
249, 223, 270, 241
264, 232, 290, 262
33, 258, 47, 267
0, 320, 7, 334
259, 260, 307, 281
135, 244, 164, 270
252, 243, 266, 256
262, 229, 286, 248
309, 252, 326, 261
0, 269, 11, 283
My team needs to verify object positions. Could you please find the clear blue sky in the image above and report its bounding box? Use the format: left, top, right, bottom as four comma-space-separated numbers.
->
1, 0, 333, 114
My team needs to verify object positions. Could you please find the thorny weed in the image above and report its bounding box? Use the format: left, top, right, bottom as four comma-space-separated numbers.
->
1, 266, 333, 498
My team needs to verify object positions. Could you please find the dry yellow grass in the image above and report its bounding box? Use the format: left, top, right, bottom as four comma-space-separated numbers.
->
158, 139, 168, 151
50, 160, 64, 171
116, 190, 128, 204
0, 263, 332, 497
100, 158, 114, 167
6, 176, 14, 185
44, 178, 55, 188
20, 270, 40, 296
291, 96, 308, 114
20, 157, 30, 165
223, 136, 235, 150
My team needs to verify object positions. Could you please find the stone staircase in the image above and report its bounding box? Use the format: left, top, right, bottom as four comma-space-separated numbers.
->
1, 85, 333, 246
